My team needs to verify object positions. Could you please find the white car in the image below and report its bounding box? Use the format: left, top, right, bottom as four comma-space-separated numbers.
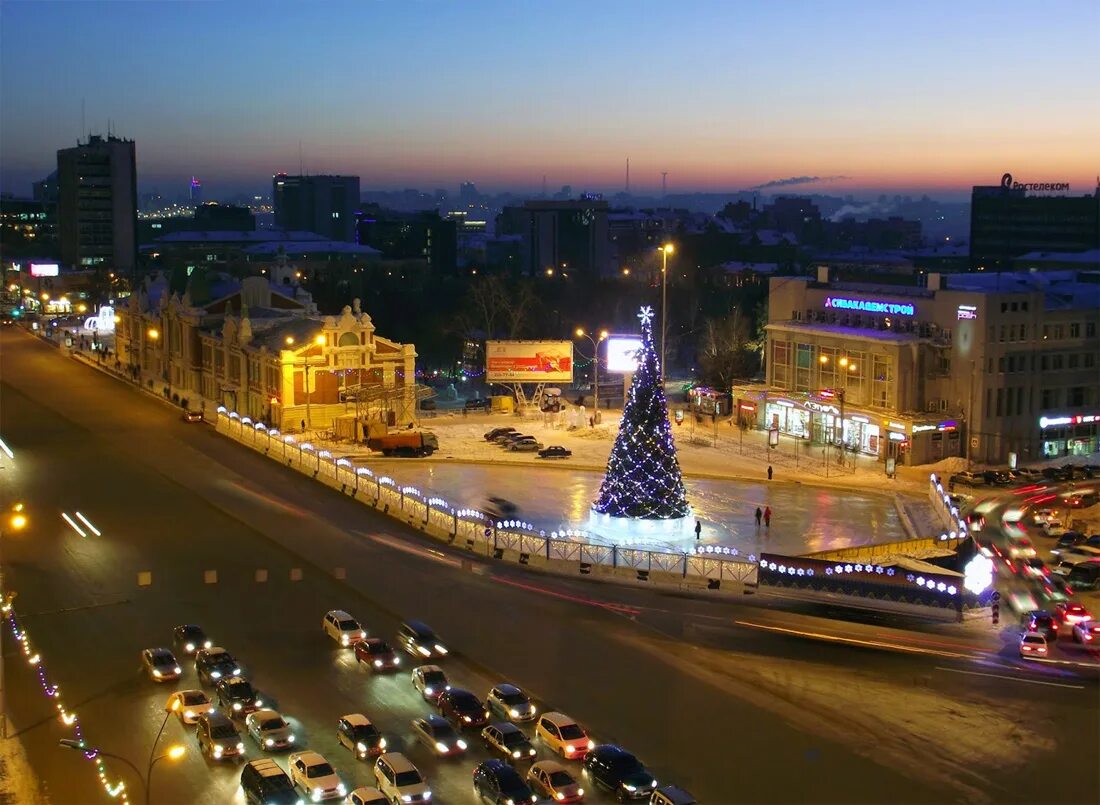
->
535, 712, 594, 759
527, 760, 584, 802
487, 683, 537, 722
246, 708, 296, 751
142, 648, 182, 682
410, 665, 450, 703
1019, 633, 1048, 659
347, 787, 387, 805
165, 689, 214, 725
373, 753, 430, 804
1038, 520, 1066, 537
289, 751, 346, 801
323, 610, 367, 647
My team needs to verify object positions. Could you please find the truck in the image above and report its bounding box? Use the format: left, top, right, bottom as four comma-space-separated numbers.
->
366, 430, 439, 457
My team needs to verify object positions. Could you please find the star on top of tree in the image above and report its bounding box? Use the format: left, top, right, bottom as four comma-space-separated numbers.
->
637, 305, 655, 326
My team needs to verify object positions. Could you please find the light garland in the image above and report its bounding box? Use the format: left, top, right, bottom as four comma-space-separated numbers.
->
592, 306, 690, 520
1, 598, 131, 802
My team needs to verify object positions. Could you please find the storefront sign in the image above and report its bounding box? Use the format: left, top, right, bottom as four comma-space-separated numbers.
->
888, 431, 908, 442
851, 415, 870, 424
912, 424, 937, 433
956, 304, 978, 321
739, 403, 756, 412
887, 421, 907, 431
937, 420, 958, 431
824, 296, 916, 316
805, 401, 840, 415
1040, 413, 1099, 429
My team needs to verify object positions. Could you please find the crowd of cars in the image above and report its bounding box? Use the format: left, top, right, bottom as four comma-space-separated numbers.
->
949, 463, 1100, 492
484, 427, 573, 460
139, 613, 696, 805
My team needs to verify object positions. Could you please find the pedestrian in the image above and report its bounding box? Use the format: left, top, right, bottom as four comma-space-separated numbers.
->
764, 506, 772, 528
767, 464, 773, 481
754, 507, 762, 527
694, 520, 702, 540
300, 418, 306, 433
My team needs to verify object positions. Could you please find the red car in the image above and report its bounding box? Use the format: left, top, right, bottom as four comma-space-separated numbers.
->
438, 688, 489, 730
1055, 602, 1092, 625
354, 638, 400, 672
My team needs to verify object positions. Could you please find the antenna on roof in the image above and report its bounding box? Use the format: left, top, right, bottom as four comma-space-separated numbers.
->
81, 98, 85, 142
661, 171, 668, 198
625, 158, 630, 194
299, 140, 304, 176
541, 174, 547, 197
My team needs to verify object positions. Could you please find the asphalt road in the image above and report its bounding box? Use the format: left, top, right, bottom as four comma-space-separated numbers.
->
1, 329, 1097, 804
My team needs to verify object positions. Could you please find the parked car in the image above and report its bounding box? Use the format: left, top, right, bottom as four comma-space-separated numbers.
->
537, 445, 573, 459
485, 427, 518, 441
949, 471, 986, 489
509, 439, 543, 453
464, 398, 490, 410
981, 470, 1012, 486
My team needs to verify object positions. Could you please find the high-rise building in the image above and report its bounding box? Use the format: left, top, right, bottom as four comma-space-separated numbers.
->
190, 176, 203, 206
57, 134, 138, 271
970, 175, 1099, 270
272, 174, 360, 242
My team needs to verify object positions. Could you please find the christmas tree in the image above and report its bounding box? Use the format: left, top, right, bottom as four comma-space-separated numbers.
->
592, 306, 690, 520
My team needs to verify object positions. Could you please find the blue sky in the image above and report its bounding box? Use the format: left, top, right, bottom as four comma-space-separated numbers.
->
2, 0, 1097, 197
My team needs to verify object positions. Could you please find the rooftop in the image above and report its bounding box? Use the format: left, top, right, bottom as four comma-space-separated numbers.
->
766, 321, 920, 344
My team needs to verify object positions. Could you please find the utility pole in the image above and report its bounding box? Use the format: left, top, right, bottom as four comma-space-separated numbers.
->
659, 244, 674, 381
966, 358, 976, 469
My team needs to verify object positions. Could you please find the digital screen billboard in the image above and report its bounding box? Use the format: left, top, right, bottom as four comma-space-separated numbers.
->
605, 335, 643, 374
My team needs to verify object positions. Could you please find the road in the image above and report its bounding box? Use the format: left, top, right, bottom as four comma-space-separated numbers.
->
0, 329, 1097, 804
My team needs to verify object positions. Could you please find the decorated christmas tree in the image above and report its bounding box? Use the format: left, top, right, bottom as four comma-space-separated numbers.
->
592, 306, 691, 520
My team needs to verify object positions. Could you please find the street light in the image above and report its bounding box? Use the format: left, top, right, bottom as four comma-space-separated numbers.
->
659, 244, 674, 381
285, 336, 295, 346
147, 328, 159, 340
59, 730, 185, 805
574, 328, 609, 422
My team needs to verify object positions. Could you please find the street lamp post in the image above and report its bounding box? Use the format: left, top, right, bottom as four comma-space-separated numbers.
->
1, 503, 28, 739
659, 244, 674, 381
59, 725, 185, 805
574, 328, 608, 423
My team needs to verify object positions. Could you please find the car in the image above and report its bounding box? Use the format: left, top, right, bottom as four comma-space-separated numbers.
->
487, 683, 537, 722
1087, 535, 1100, 548
981, 470, 1012, 486
396, 621, 449, 659
1023, 610, 1059, 641
1038, 520, 1066, 537
196, 711, 245, 761
195, 647, 242, 685
240, 758, 301, 805
650, 785, 698, 805
509, 439, 543, 452
347, 787, 388, 805
173, 624, 212, 655
485, 427, 518, 441
527, 760, 584, 803
323, 610, 367, 647
438, 688, 489, 730
246, 708, 296, 751
482, 497, 519, 520
1019, 557, 1049, 580
166, 689, 215, 725
464, 398, 490, 410
288, 751, 346, 802
949, 471, 986, 489
1036, 574, 1073, 605
142, 648, 182, 682
216, 676, 264, 717
1019, 632, 1048, 659
336, 713, 387, 760
473, 759, 537, 805
535, 713, 595, 759
537, 445, 572, 459
498, 433, 533, 447
411, 665, 450, 703
354, 638, 400, 672
1053, 532, 1088, 554
482, 722, 537, 763
410, 714, 468, 756
1065, 560, 1100, 591
1054, 601, 1092, 624
373, 752, 431, 804
582, 745, 657, 800
182, 409, 204, 422
1071, 620, 1100, 645
418, 399, 437, 411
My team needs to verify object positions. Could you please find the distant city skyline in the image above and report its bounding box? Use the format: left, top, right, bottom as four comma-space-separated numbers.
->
2, 1, 1097, 200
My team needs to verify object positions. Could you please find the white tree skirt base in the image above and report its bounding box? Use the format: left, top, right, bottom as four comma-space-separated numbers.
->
586, 508, 694, 545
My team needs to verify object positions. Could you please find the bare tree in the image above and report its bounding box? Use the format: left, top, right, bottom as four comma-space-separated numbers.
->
697, 308, 757, 389
454, 276, 536, 340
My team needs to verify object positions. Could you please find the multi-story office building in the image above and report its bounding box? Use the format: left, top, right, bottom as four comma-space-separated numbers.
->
735, 268, 1100, 465
970, 176, 1099, 271
497, 199, 611, 277
354, 208, 457, 274
272, 174, 360, 242
56, 134, 138, 272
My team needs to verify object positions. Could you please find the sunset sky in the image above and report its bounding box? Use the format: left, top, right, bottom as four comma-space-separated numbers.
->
1, 0, 1097, 198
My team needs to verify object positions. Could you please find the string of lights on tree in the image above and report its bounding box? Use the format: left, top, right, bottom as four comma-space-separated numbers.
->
592, 306, 690, 520
1, 598, 130, 802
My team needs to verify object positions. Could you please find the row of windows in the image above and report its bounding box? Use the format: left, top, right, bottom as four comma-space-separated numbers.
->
986, 385, 1094, 419
998, 301, 1030, 313
993, 352, 1097, 373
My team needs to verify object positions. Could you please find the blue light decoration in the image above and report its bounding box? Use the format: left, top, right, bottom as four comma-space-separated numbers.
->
590, 306, 691, 526
824, 296, 916, 316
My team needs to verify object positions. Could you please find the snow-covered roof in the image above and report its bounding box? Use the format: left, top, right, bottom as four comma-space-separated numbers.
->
1014, 248, 1100, 266
754, 229, 798, 246
242, 241, 381, 257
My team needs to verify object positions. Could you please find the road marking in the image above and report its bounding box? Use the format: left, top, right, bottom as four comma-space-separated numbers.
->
74, 511, 101, 537
61, 512, 87, 538
0, 437, 13, 459
934, 666, 1086, 689
733, 619, 976, 659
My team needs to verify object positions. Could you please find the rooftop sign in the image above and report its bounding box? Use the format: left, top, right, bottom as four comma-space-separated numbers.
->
824, 296, 915, 316
1000, 173, 1069, 192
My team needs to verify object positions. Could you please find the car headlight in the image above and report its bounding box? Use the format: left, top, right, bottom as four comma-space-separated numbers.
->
555, 795, 565, 802
232, 668, 241, 676
374, 659, 382, 667
185, 642, 195, 652
208, 706, 216, 714
233, 703, 242, 711
213, 746, 223, 756
623, 784, 637, 792
394, 657, 401, 665
417, 646, 431, 657
312, 788, 322, 802
360, 631, 366, 638
356, 742, 367, 753
506, 799, 514, 805
378, 737, 387, 749
424, 687, 433, 696
509, 708, 519, 718
401, 797, 412, 803
174, 666, 182, 674
586, 740, 594, 749
204, 640, 212, 649
255, 699, 263, 707
512, 750, 521, 758
456, 739, 467, 750
288, 734, 295, 743
337, 784, 346, 795
341, 635, 349, 645
434, 644, 448, 655
153, 669, 162, 677
211, 670, 221, 679
265, 738, 274, 747
528, 748, 536, 756
576, 790, 584, 798
183, 710, 194, 720
463, 715, 471, 722
236, 742, 244, 752
435, 741, 449, 753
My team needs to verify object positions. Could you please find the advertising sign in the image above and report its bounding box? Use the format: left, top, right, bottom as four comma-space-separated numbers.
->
485, 340, 573, 383
30, 263, 59, 277
605, 335, 644, 374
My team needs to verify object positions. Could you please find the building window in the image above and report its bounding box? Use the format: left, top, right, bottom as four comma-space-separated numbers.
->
1087, 322, 1096, 338
1052, 355, 1064, 371
1069, 387, 1086, 407
1020, 324, 1027, 341
1086, 353, 1096, 369
997, 356, 1005, 373
996, 388, 1004, 417
1010, 302, 1018, 312
1041, 355, 1049, 371
1070, 322, 1081, 338
1022, 301, 1028, 312
999, 326, 1006, 342
1069, 354, 1079, 369
1041, 389, 1056, 409
1001, 303, 1008, 313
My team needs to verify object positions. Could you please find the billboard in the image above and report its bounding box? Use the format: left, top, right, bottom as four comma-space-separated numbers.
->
605, 335, 643, 374
30, 263, 59, 277
485, 340, 573, 383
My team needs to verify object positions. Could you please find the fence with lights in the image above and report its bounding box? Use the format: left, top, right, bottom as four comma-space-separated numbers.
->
214, 408, 757, 587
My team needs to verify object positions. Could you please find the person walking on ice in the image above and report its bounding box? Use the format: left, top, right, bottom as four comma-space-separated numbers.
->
754, 507, 763, 527
763, 506, 772, 528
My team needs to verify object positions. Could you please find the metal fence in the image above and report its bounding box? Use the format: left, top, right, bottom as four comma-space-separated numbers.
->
216, 408, 758, 587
